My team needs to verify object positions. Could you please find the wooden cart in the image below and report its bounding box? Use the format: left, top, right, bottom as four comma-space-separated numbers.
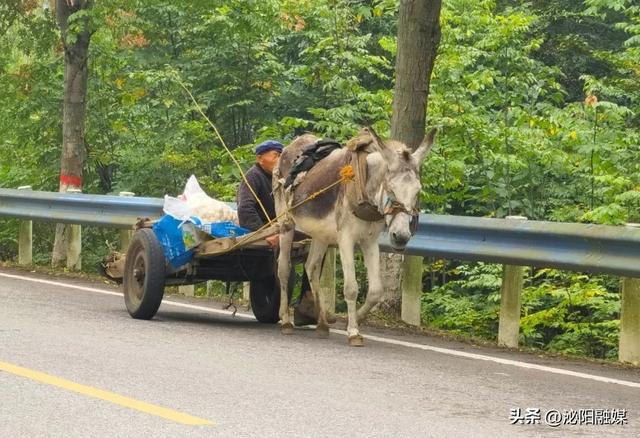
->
104, 221, 308, 323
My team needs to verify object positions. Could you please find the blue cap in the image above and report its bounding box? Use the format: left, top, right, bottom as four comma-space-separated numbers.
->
255, 140, 284, 155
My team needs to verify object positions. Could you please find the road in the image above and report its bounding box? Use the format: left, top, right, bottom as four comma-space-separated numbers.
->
0, 267, 638, 437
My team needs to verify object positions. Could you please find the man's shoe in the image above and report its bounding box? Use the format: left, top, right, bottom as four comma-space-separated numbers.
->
293, 307, 338, 325
294, 292, 316, 326
294, 305, 317, 326
293, 295, 337, 326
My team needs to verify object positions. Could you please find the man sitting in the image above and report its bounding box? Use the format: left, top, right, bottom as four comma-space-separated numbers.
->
236, 139, 332, 326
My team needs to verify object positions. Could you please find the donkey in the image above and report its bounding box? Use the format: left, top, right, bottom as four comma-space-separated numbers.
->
273, 127, 435, 346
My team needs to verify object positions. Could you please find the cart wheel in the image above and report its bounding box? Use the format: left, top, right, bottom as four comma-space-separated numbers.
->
123, 228, 166, 320
250, 270, 294, 324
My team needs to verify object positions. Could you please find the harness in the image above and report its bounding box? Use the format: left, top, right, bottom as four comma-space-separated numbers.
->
344, 131, 418, 232
345, 128, 418, 234
285, 129, 420, 233
344, 148, 384, 222
380, 182, 420, 235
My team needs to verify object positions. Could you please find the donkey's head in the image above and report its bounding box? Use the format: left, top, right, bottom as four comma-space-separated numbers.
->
369, 128, 436, 250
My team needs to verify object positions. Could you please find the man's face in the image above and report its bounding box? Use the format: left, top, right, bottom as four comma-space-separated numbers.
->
256, 150, 281, 174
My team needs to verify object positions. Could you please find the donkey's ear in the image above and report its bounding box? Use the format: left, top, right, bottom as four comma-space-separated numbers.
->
366, 126, 386, 149
412, 128, 437, 164
365, 126, 395, 162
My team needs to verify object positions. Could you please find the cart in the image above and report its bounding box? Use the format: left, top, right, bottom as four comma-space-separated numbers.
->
104, 221, 308, 323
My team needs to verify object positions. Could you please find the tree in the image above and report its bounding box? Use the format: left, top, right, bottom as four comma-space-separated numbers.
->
51, 0, 93, 266
379, 0, 442, 316
518, 0, 629, 102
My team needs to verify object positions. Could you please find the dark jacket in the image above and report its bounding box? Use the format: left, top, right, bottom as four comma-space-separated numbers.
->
236, 164, 276, 231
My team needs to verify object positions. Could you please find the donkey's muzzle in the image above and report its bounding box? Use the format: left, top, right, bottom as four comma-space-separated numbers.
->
390, 231, 410, 249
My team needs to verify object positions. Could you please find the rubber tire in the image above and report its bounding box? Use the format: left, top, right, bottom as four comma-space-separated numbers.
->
123, 228, 166, 320
250, 270, 294, 324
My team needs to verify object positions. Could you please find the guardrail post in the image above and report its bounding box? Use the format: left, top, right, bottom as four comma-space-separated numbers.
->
118, 192, 135, 252
401, 255, 423, 326
206, 281, 214, 297
179, 285, 195, 297
66, 188, 82, 270
320, 247, 336, 314
17, 186, 33, 265
619, 278, 640, 364
243, 282, 250, 303
498, 215, 527, 348
620, 223, 640, 364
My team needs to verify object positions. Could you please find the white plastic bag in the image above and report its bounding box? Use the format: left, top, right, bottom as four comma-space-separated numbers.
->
182, 175, 238, 223
163, 175, 238, 224
163, 195, 192, 221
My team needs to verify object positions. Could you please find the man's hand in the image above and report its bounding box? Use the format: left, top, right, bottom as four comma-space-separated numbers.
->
265, 234, 279, 248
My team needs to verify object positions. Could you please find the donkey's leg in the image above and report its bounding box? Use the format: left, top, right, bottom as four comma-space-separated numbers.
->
305, 240, 329, 338
356, 237, 383, 323
277, 223, 295, 334
338, 237, 363, 346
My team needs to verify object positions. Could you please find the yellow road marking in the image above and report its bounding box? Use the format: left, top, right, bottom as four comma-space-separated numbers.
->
0, 361, 214, 426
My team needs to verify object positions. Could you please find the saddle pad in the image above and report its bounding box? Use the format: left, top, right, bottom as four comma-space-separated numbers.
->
284, 139, 342, 188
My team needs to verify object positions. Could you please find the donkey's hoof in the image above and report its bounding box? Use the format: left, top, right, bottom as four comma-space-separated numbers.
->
316, 324, 330, 338
281, 322, 294, 335
348, 334, 364, 347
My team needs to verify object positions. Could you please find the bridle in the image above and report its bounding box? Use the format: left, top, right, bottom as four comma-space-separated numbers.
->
380, 184, 419, 235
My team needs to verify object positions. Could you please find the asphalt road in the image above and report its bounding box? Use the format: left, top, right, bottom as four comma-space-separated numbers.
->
1, 267, 639, 438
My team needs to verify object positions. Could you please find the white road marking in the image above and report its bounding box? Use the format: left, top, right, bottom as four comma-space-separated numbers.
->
332, 329, 640, 389
2, 271, 639, 389
0, 271, 253, 319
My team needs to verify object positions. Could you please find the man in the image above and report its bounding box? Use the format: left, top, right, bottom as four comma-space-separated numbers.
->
236, 139, 282, 247
237, 139, 331, 326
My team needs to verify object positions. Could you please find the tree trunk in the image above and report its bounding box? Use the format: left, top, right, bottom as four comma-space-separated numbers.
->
379, 0, 442, 315
51, 0, 92, 267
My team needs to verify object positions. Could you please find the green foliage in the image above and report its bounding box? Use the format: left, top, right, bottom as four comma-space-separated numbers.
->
422, 263, 501, 338
520, 270, 620, 358
0, 219, 19, 261
422, 264, 621, 359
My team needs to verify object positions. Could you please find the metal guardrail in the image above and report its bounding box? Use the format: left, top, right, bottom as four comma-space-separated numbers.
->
379, 215, 640, 278
3, 188, 640, 277
0, 188, 163, 228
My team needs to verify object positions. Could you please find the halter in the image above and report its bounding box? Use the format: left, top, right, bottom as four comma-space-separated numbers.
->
345, 141, 419, 233
379, 184, 420, 235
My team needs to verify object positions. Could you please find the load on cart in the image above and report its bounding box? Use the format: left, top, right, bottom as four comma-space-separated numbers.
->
103, 175, 308, 323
